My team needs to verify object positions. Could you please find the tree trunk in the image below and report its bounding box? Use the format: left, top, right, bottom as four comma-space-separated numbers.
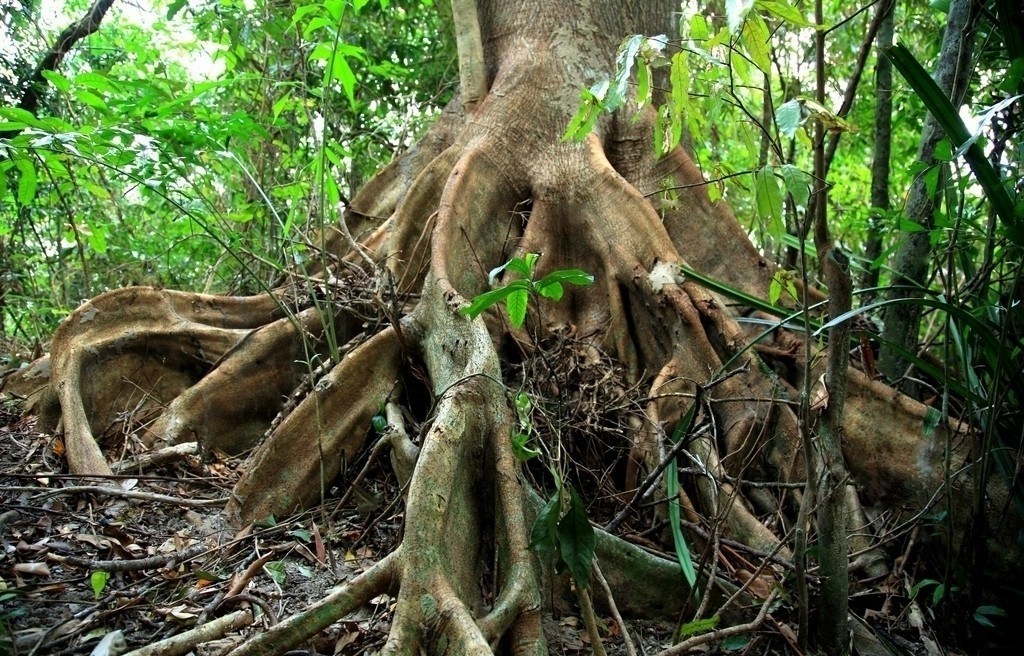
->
860, 0, 895, 301
5, 0, 1019, 653
878, 0, 977, 389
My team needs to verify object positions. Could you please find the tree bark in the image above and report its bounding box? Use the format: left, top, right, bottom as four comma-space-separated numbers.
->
879, 0, 977, 390
860, 0, 896, 300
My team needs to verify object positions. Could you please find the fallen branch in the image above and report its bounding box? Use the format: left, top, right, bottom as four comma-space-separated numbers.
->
111, 442, 199, 474
5, 485, 226, 507
49, 543, 206, 572
121, 609, 254, 656
226, 547, 401, 656
654, 590, 778, 656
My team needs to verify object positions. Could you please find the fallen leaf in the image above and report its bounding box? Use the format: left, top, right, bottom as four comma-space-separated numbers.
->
13, 562, 50, 576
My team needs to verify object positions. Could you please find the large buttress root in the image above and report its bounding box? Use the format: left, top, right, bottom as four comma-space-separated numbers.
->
25, 1, 1022, 653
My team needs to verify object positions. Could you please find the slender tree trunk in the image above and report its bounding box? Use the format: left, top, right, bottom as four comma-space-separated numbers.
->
879, 0, 977, 390
860, 0, 895, 301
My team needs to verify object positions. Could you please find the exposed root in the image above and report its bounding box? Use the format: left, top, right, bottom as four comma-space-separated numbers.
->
227, 326, 404, 523
227, 549, 400, 656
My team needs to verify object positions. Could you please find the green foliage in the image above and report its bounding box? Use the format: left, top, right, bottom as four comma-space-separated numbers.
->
0, 0, 454, 342
90, 570, 109, 600
460, 253, 594, 328
882, 43, 1023, 246
530, 486, 596, 590
510, 391, 541, 461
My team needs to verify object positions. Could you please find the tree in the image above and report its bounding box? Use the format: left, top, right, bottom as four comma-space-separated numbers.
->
4, 0, 1021, 653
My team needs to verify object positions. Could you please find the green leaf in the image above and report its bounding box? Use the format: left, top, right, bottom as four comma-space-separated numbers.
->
90, 571, 109, 600
74, 89, 108, 111
510, 432, 541, 460
41, 70, 71, 92
75, 72, 117, 93
166, 0, 187, 19
677, 615, 720, 637
15, 158, 37, 205
974, 605, 1006, 627
779, 163, 809, 209
754, 168, 785, 243
636, 60, 651, 108
505, 287, 529, 328
530, 492, 561, 552
688, 14, 709, 41
536, 281, 564, 301
776, 98, 803, 139
535, 269, 594, 287
86, 225, 107, 254
756, 0, 815, 27
264, 561, 287, 585
562, 89, 601, 142
769, 271, 784, 305
329, 55, 356, 108
460, 282, 526, 320
556, 488, 596, 589
740, 14, 771, 74
289, 528, 312, 542
922, 406, 941, 437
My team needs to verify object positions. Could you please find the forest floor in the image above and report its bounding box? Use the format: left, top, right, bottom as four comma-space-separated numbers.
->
0, 337, 974, 656
0, 391, 684, 656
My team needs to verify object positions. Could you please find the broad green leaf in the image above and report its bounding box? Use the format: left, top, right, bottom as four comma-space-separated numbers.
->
688, 14, 709, 41
291, 4, 322, 28
769, 271, 784, 305
740, 14, 771, 74
505, 287, 529, 328
556, 489, 595, 589
15, 158, 37, 205
922, 406, 941, 437
0, 107, 41, 126
636, 61, 651, 108
562, 90, 601, 142
330, 55, 356, 108
90, 571, 109, 600
87, 225, 108, 254
510, 432, 541, 460
75, 72, 117, 93
530, 492, 561, 552
756, 0, 815, 27
264, 561, 287, 585
669, 52, 689, 151
74, 89, 108, 111
754, 168, 785, 243
776, 99, 803, 139
779, 163, 809, 209
536, 281, 564, 301
166, 0, 187, 19
41, 70, 71, 92
460, 283, 525, 320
